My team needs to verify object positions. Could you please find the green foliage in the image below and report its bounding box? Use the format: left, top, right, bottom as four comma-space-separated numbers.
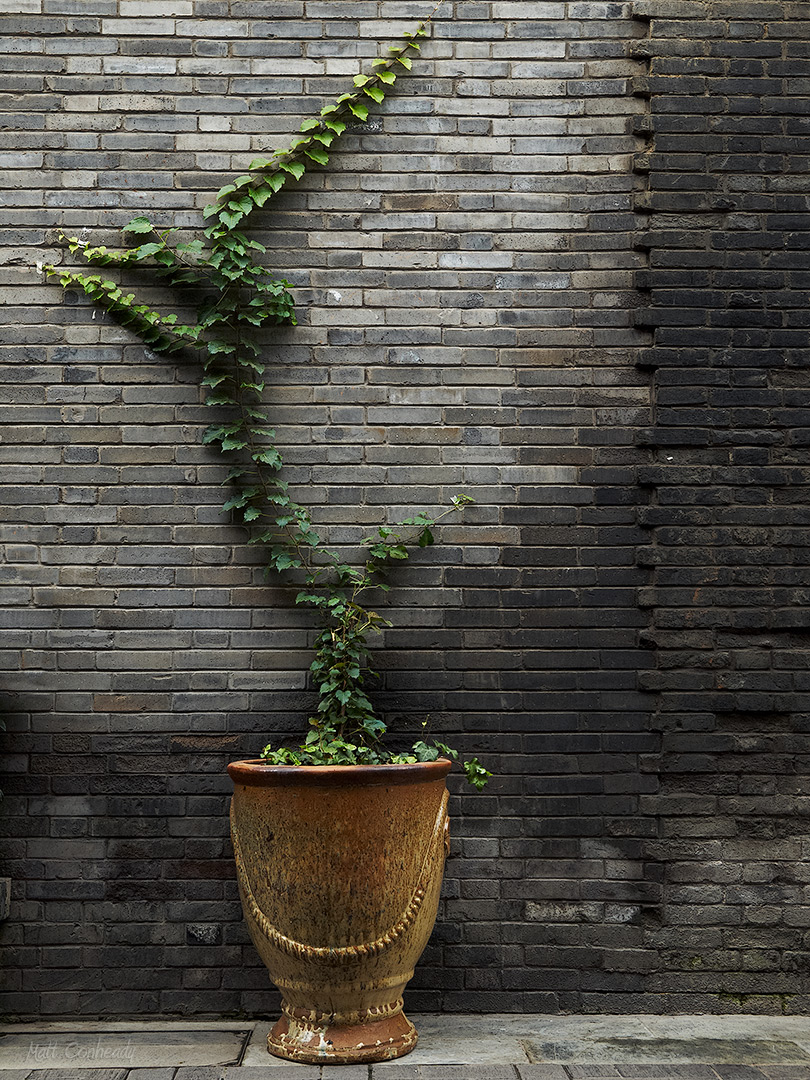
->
462, 757, 493, 791
44, 14, 488, 791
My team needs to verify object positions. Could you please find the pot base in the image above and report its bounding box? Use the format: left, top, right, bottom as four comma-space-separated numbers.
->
267, 1003, 418, 1064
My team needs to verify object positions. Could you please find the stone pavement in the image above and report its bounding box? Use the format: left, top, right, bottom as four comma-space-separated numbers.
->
2, 1017, 810, 1080
4, 1068, 810, 1080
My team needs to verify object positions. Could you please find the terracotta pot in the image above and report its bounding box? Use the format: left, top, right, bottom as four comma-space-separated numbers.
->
227, 758, 452, 1065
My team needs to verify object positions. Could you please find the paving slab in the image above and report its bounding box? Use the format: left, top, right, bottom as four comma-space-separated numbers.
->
616, 1069, 748, 1079
223, 1069, 319, 1080
0, 1026, 249, 1035
511, 1017, 810, 1066
0, 1031, 250, 1071
641, 1018, 810, 1053
239, 1025, 320, 1069
560, 1070, 623, 1078
710, 1069, 771, 1080
522, 1039, 810, 1067
365, 1068, 420, 1080
372, 1015, 531, 1068
313, 1069, 366, 1080
515, 1068, 571, 1080
374, 1068, 518, 1079
9, 1074, 130, 1080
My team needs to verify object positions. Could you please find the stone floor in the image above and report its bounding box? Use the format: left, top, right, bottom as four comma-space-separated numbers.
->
2, 1016, 810, 1079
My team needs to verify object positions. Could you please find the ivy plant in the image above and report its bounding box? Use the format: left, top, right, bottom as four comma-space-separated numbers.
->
44, 18, 490, 790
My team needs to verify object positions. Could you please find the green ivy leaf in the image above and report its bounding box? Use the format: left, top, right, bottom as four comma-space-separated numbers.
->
223, 491, 251, 512
348, 101, 369, 120
377, 70, 396, 85
219, 209, 244, 230
201, 372, 230, 388
253, 448, 282, 468
363, 85, 385, 104
273, 552, 300, 572
463, 758, 492, 791
296, 591, 326, 607
134, 242, 163, 260
304, 145, 329, 166
411, 740, 439, 762
251, 173, 285, 206
221, 435, 248, 451
122, 216, 153, 235
228, 194, 253, 215
434, 741, 458, 760
205, 391, 237, 407
176, 239, 205, 257
280, 161, 306, 180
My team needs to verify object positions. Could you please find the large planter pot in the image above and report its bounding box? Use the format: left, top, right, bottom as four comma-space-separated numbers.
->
227, 758, 452, 1065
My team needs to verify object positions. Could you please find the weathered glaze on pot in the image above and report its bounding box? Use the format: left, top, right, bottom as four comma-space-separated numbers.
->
227, 759, 452, 1065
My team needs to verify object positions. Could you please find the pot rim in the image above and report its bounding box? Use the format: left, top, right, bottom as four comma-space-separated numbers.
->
227, 758, 452, 787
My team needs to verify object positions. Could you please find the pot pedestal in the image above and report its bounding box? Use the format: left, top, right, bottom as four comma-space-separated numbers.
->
227, 759, 452, 1066
267, 1001, 417, 1064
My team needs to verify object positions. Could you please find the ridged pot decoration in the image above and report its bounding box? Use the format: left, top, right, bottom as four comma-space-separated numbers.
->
227, 758, 452, 1065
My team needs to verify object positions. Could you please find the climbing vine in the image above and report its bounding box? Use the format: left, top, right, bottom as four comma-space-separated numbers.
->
45, 17, 489, 789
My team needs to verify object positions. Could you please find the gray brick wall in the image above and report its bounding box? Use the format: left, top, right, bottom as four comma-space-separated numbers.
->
631, 0, 810, 1013
2, 0, 805, 1018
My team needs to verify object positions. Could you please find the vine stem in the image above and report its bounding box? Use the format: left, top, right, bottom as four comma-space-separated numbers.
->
44, 10, 489, 784
350, 501, 465, 607
230, 352, 322, 576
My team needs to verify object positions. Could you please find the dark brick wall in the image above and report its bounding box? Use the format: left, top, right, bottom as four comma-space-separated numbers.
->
0, 0, 807, 1019
632, 0, 810, 1011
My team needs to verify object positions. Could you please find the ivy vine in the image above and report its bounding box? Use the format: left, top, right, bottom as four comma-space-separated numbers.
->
44, 16, 490, 790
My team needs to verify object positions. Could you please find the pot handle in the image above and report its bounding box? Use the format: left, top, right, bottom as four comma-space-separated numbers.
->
230, 787, 449, 964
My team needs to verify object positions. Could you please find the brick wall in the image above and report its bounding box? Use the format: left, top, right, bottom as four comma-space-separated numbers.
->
630, 0, 810, 1011
0, 0, 807, 1018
